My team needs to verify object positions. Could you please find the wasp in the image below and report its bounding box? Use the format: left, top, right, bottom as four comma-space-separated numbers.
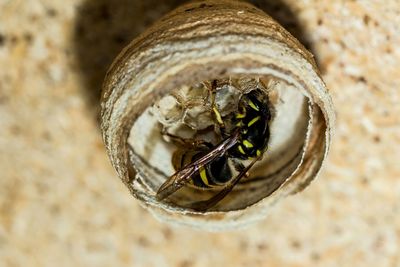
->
156, 80, 271, 211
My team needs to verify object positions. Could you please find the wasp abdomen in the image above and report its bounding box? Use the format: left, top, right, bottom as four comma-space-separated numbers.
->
180, 151, 233, 188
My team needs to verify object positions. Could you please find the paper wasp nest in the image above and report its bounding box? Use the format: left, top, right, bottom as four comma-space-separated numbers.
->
101, 0, 335, 230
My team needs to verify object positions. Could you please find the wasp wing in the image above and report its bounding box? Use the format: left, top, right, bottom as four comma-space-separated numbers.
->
190, 154, 262, 211
156, 129, 240, 201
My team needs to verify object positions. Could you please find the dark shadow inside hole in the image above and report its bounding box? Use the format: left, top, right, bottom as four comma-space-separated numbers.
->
73, 0, 318, 120
73, 0, 189, 118
249, 0, 320, 70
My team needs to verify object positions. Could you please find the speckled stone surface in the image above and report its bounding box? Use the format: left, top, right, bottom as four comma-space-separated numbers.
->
1, 0, 399, 266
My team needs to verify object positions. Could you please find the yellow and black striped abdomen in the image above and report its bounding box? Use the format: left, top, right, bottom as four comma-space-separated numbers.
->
173, 148, 233, 188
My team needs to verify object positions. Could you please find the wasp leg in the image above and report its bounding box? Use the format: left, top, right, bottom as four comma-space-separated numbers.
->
161, 128, 210, 148
232, 160, 245, 173
205, 80, 228, 139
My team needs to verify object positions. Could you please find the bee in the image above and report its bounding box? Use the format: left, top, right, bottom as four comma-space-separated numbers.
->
157, 80, 271, 211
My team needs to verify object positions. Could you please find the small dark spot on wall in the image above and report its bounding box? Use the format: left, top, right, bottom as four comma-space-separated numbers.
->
333, 225, 343, 234
162, 226, 173, 240
357, 76, 367, 83
239, 240, 249, 251
291, 240, 301, 249
339, 40, 346, 49
137, 236, 150, 247
10, 35, 18, 45
360, 176, 369, 185
373, 135, 381, 143
257, 243, 268, 251
363, 14, 370, 25
179, 260, 193, 267
50, 203, 61, 214
42, 131, 52, 141
64, 48, 72, 57
0, 95, 8, 105
47, 8, 58, 17
317, 18, 323, 25
29, 14, 39, 22
310, 252, 321, 261
23, 33, 33, 44
0, 34, 5, 46
10, 125, 22, 135
373, 235, 385, 250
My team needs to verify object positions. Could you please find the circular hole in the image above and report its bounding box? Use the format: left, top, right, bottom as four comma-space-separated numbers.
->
128, 76, 309, 211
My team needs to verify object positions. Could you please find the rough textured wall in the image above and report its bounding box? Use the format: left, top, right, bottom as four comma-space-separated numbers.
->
0, 0, 399, 266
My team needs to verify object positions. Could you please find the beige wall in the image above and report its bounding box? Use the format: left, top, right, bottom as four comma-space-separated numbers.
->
0, 0, 399, 266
